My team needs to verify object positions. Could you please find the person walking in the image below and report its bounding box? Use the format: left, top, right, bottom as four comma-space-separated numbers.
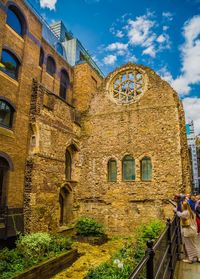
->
175, 201, 200, 263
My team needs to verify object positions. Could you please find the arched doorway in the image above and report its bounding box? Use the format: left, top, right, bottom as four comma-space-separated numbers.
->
59, 185, 73, 226
0, 157, 9, 207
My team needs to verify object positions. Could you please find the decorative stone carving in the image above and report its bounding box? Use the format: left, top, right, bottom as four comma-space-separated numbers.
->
106, 64, 148, 104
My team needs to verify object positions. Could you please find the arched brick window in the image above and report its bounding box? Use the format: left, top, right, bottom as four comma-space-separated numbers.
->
108, 159, 117, 182
46, 56, 56, 76
141, 157, 152, 181
0, 49, 20, 80
6, 5, 27, 36
122, 155, 135, 181
0, 99, 15, 129
59, 69, 70, 100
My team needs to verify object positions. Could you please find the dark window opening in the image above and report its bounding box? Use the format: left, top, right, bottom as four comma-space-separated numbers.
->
108, 159, 117, 182
0, 100, 14, 128
59, 70, 70, 100
46, 56, 56, 76
141, 157, 152, 181
65, 150, 72, 180
122, 155, 135, 181
0, 49, 20, 80
6, 6, 26, 36
39, 48, 44, 67
0, 157, 9, 207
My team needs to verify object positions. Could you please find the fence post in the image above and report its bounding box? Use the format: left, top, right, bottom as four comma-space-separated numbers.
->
167, 218, 174, 279
146, 240, 155, 279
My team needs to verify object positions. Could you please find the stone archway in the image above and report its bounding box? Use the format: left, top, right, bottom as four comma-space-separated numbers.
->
59, 184, 73, 226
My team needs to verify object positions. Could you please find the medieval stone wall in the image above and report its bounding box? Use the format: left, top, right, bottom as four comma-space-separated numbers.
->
74, 64, 191, 235
24, 80, 81, 232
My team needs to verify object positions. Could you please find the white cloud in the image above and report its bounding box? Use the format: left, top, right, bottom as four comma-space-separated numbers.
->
163, 25, 169, 31
127, 15, 155, 46
116, 30, 124, 38
106, 42, 128, 51
39, 0, 57, 10
162, 12, 173, 21
182, 97, 200, 135
142, 45, 156, 57
125, 53, 138, 63
171, 15, 200, 95
157, 34, 166, 43
103, 54, 117, 65
158, 66, 173, 83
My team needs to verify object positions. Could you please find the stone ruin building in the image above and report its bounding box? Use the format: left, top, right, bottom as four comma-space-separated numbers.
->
0, 0, 191, 239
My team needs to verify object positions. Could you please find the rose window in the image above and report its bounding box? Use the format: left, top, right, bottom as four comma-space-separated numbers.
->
108, 67, 146, 104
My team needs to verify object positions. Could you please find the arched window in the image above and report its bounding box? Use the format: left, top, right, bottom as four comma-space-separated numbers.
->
56, 43, 64, 56
0, 49, 20, 80
122, 155, 135, 181
108, 159, 117, 182
0, 156, 9, 207
59, 70, 70, 100
46, 56, 56, 76
6, 5, 26, 36
0, 99, 14, 128
65, 150, 72, 180
39, 48, 44, 67
141, 157, 152, 181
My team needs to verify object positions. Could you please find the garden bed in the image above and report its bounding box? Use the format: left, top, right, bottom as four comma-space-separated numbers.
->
10, 249, 79, 279
73, 234, 108, 246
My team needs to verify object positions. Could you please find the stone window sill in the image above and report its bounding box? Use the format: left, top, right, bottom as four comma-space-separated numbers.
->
0, 126, 15, 138
6, 24, 25, 42
0, 70, 19, 86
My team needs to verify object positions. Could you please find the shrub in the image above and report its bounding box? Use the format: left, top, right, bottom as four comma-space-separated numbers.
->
0, 233, 73, 278
75, 217, 105, 236
49, 235, 72, 253
85, 219, 164, 279
16, 232, 52, 263
0, 248, 25, 279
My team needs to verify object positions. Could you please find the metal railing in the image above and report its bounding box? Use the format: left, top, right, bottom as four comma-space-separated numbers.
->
0, 206, 8, 217
129, 215, 181, 279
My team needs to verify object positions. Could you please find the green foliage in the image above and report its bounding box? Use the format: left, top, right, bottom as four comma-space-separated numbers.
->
0, 233, 72, 279
75, 217, 105, 236
16, 232, 52, 261
133, 220, 165, 261
85, 219, 164, 279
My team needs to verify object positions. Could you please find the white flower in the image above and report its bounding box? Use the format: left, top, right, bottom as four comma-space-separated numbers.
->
118, 262, 124, 269
113, 259, 121, 265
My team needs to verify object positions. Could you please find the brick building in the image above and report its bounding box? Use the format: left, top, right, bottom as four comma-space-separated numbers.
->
0, 0, 190, 239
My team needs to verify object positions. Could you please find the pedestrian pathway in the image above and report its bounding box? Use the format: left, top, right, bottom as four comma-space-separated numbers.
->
174, 261, 200, 279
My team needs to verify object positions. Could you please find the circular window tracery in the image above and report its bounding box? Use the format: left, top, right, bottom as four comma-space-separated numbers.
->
107, 66, 147, 104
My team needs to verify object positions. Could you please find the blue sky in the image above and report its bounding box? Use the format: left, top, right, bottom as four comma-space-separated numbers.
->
29, 0, 200, 133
